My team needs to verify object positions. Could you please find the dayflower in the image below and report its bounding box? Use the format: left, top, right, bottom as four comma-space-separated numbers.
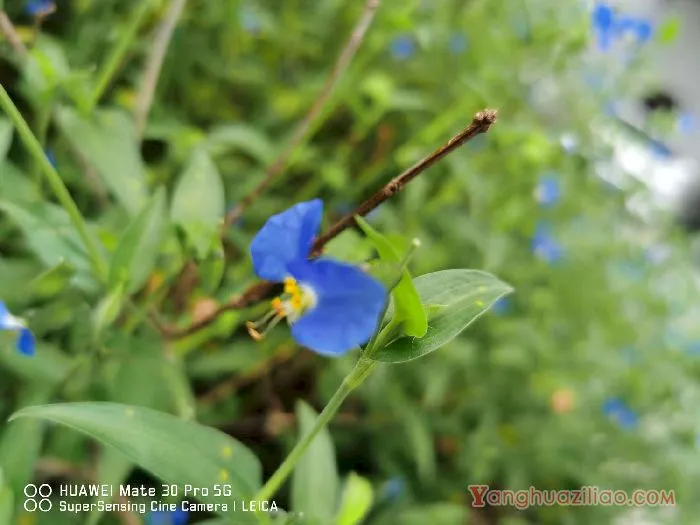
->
534, 175, 560, 207
490, 296, 512, 316
531, 223, 563, 264
25, 0, 56, 17
448, 33, 468, 54
247, 199, 386, 356
592, 2, 653, 51
602, 398, 638, 429
0, 300, 35, 356
147, 509, 188, 525
677, 112, 695, 135
390, 35, 416, 60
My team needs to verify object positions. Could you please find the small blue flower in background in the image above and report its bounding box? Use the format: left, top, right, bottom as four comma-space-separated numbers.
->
390, 35, 416, 60
534, 175, 560, 207
147, 509, 188, 525
491, 296, 512, 316
448, 33, 468, 54
531, 223, 563, 264
239, 6, 262, 34
685, 341, 700, 356
677, 112, 695, 135
46, 149, 57, 168
25, 0, 56, 17
648, 139, 673, 159
591, 2, 653, 51
381, 476, 406, 501
602, 398, 638, 429
248, 199, 386, 356
0, 301, 35, 356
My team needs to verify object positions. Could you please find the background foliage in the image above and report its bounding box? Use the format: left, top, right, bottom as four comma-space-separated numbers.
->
0, 0, 698, 524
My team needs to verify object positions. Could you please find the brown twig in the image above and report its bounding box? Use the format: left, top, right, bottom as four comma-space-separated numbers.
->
223, 0, 381, 229
134, 0, 188, 138
165, 109, 498, 338
0, 11, 28, 58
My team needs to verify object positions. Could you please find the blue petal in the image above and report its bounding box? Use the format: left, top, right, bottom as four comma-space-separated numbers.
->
25, 0, 55, 16
391, 35, 415, 60
535, 175, 560, 206
17, 328, 35, 356
592, 3, 615, 32
602, 397, 625, 416
0, 300, 8, 326
250, 199, 323, 281
288, 259, 386, 355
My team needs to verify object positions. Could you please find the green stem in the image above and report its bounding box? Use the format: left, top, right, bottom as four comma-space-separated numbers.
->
85, 1, 151, 113
254, 356, 377, 504
0, 84, 108, 281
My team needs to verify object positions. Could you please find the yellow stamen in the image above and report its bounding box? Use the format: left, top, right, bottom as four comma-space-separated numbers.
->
284, 277, 297, 294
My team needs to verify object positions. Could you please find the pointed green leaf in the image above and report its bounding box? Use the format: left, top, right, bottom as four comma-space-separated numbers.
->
355, 216, 427, 337
658, 17, 680, 45
93, 285, 125, 338
26, 259, 77, 301
10, 402, 263, 523
371, 270, 512, 363
291, 401, 339, 525
0, 118, 13, 163
171, 149, 225, 259
57, 107, 147, 214
109, 188, 167, 293
336, 473, 374, 525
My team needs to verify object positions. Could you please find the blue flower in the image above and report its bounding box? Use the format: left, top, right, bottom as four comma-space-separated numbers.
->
531, 223, 563, 264
602, 398, 638, 429
25, 0, 55, 17
448, 33, 468, 54
382, 476, 406, 501
534, 175, 560, 207
390, 35, 415, 60
248, 200, 386, 356
491, 296, 512, 316
147, 509, 188, 525
677, 112, 695, 135
592, 3, 653, 51
239, 6, 262, 34
0, 301, 35, 356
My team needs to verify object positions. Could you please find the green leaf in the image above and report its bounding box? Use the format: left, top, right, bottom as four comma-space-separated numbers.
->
0, 341, 75, 385
0, 118, 13, 163
93, 285, 125, 338
291, 401, 339, 525
10, 402, 263, 523
336, 473, 374, 525
205, 123, 275, 165
658, 17, 681, 45
57, 107, 147, 215
109, 187, 167, 293
371, 270, 512, 363
171, 149, 225, 259
355, 216, 426, 337
26, 259, 76, 301
0, 200, 97, 291
0, 386, 53, 496
0, 468, 13, 525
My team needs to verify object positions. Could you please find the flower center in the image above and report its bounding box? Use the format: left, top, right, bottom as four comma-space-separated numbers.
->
246, 277, 317, 341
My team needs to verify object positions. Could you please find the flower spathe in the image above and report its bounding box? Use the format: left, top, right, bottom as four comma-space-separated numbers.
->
0, 300, 35, 356
249, 199, 386, 356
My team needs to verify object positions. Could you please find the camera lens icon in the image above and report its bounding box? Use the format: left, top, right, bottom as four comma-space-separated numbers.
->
23, 484, 53, 512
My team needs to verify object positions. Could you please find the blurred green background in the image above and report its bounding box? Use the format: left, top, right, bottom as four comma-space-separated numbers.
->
0, 0, 699, 524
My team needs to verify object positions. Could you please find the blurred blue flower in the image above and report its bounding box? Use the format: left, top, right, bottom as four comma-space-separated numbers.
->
248, 199, 386, 355
534, 175, 560, 207
602, 398, 638, 429
382, 476, 406, 501
25, 0, 55, 17
491, 296, 512, 316
390, 35, 415, 60
592, 2, 653, 51
648, 139, 673, 159
559, 133, 577, 154
448, 33, 468, 54
46, 149, 57, 168
677, 112, 695, 135
147, 509, 188, 525
0, 301, 35, 357
685, 341, 700, 356
239, 6, 262, 34
531, 223, 563, 264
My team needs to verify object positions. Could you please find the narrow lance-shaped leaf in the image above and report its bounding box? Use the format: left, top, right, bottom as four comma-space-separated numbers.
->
371, 269, 513, 363
10, 403, 263, 524
171, 149, 225, 259
355, 216, 427, 337
109, 187, 167, 293
291, 401, 339, 525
